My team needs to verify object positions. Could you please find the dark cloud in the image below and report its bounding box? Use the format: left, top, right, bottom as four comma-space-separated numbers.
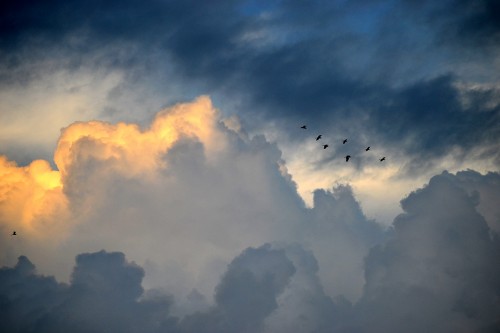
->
1, 0, 499, 170
0, 256, 65, 333
403, 0, 500, 49
0, 250, 177, 333
180, 244, 296, 333
368, 76, 500, 173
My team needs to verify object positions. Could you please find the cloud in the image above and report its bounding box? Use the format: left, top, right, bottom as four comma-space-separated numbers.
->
306, 185, 386, 301
354, 171, 500, 332
180, 244, 296, 333
1, 96, 386, 307
2, 95, 500, 332
0, 157, 68, 251
2, 167, 500, 333
0, 255, 65, 333
1, 1, 500, 330
401, 0, 500, 50
1, 0, 499, 177
0, 250, 177, 333
262, 244, 348, 333
452, 169, 500, 234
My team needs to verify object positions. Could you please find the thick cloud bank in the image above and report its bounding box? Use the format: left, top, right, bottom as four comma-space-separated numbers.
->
2, 170, 500, 332
1, 97, 500, 332
0, 97, 384, 303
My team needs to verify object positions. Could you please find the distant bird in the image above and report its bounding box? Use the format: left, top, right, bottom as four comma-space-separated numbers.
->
365, 146, 370, 151
12, 231, 16, 236
300, 125, 307, 129
323, 144, 329, 149
380, 157, 386, 162
345, 155, 351, 162
343, 139, 347, 144
316, 135, 322, 141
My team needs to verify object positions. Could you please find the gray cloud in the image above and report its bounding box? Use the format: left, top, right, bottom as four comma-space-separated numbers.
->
3, 168, 500, 333
452, 169, 500, 234
0, 251, 177, 333
354, 171, 500, 332
0, 256, 65, 333
263, 244, 350, 333
307, 185, 387, 301
54, 119, 387, 304
180, 244, 296, 333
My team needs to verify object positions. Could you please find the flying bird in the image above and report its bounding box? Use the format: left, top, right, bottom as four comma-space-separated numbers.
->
365, 146, 370, 151
323, 144, 329, 149
316, 135, 322, 141
300, 125, 307, 129
345, 155, 351, 162
12, 231, 16, 236
343, 139, 347, 144
380, 157, 386, 162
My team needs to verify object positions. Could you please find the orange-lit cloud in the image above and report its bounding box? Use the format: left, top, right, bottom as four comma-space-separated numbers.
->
0, 156, 67, 238
55, 95, 225, 178
1, 96, 225, 239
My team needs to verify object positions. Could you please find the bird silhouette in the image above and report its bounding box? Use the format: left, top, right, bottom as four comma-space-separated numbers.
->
380, 157, 386, 162
365, 146, 370, 151
316, 135, 322, 141
12, 231, 16, 236
323, 144, 329, 149
345, 155, 351, 162
301, 125, 307, 129
343, 139, 347, 144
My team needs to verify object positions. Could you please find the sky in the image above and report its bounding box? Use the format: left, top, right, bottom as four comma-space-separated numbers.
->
1, 0, 499, 332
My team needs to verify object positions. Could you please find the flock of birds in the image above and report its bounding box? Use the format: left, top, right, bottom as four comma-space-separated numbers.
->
300, 125, 386, 162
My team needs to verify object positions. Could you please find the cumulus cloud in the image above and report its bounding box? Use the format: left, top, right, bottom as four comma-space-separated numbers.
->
180, 244, 296, 333
2, 95, 500, 332
452, 169, 500, 234
3, 169, 500, 333
0, 96, 384, 307
354, 171, 500, 332
0, 250, 177, 333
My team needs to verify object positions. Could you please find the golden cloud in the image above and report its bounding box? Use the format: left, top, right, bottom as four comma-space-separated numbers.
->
1, 96, 225, 238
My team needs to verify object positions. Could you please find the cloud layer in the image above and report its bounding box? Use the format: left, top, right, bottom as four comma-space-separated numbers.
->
1, 0, 499, 175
